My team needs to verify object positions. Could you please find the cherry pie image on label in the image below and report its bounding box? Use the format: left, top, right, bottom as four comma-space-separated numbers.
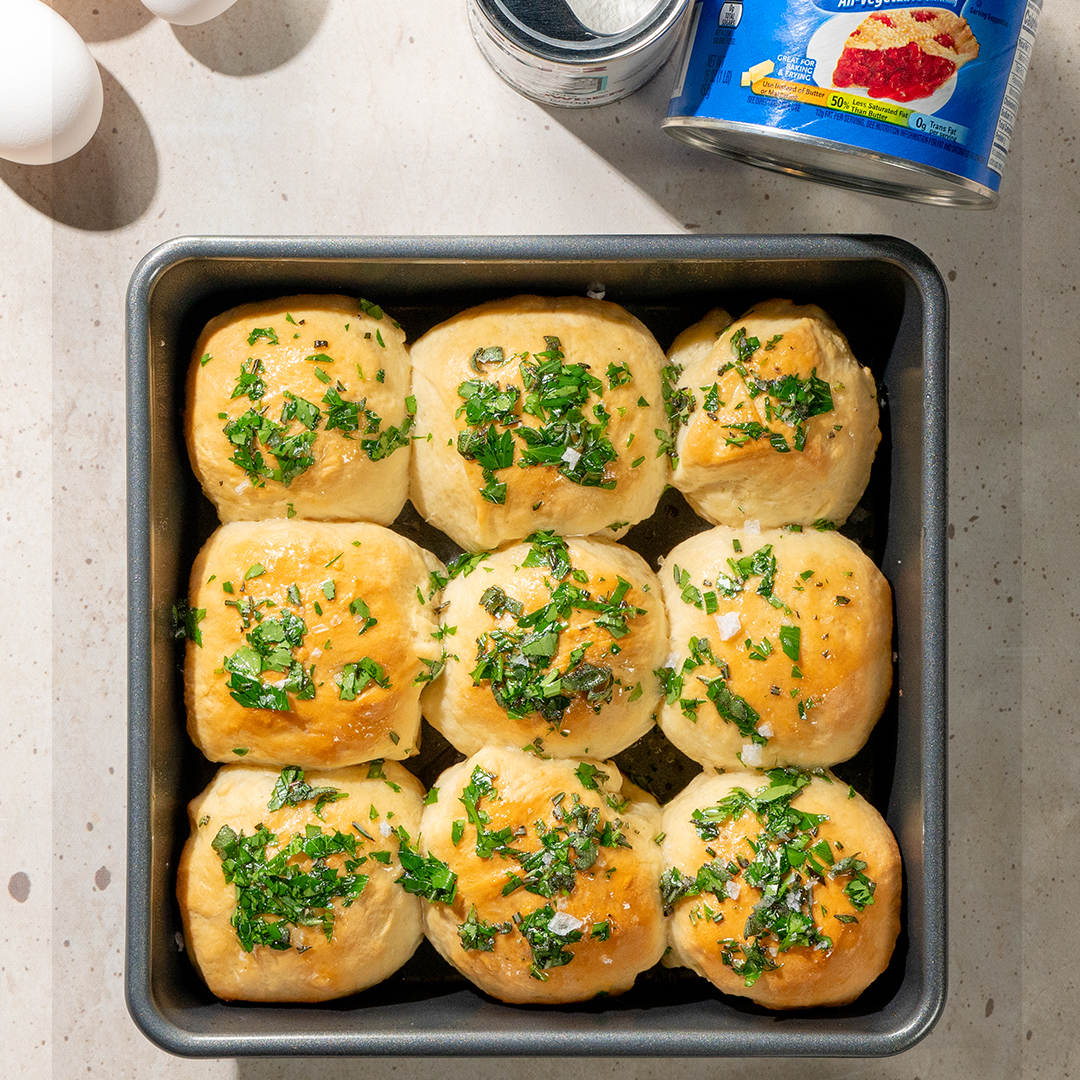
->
832, 9, 980, 103
663, 0, 1041, 208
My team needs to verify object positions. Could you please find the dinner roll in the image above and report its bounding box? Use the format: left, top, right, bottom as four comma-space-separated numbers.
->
177, 760, 425, 1002
661, 769, 901, 1009
409, 294, 669, 550
183, 520, 443, 768
186, 294, 413, 523
423, 532, 667, 760
419, 746, 666, 1004
657, 525, 892, 771
666, 299, 880, 528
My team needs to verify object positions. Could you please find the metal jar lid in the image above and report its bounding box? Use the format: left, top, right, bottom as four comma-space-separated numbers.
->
470, 0, 692, 107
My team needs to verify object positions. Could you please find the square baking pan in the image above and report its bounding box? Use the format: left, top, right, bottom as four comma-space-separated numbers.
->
126, 234, 947, 1058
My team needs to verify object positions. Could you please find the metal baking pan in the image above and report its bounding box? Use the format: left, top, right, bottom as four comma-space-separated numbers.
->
126, 234, 947, 1057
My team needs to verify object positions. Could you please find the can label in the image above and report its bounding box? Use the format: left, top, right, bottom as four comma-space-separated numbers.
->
667, 0, 1041, 194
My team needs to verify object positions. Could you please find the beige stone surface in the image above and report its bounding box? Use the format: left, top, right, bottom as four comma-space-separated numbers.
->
0, 0, 1074, 1076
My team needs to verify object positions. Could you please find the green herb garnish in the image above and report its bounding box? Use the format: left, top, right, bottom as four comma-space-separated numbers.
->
668, 769, 874, 988
516, 903, 582, 980
395, 828, 458, 904
268, 765, 348, 820
211, 820, 367, 952
454, 335, 619, 501
336, 657, 391, 700
458, 905, 511, 951
172, 598, 205, 647
222, 606, 315, 711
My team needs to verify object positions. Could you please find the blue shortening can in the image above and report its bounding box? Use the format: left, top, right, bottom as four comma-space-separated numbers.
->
663, 0, 1041, 207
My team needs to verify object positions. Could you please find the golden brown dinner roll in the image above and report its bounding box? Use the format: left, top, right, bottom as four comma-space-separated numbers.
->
666, 299, 880, 528
177, 760, 426, 1002
182, 520, 444, 768
186, 294, 413, 523
657, 525, 892, 771
419, 746, 667, 1004
422, 532, 667, 760
661, 769, 901, 1009
409, 294, 669, 550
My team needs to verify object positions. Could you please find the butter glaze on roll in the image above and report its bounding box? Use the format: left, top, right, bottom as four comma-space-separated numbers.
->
184, 520, 443, 768
419, 746, 666, 1004
409, 294, 669, 550
667, 299, 880, 529
423, 533, 668, 760
657, 525, 892, 771
177, 761, 425, 1002
661, 769, 901, 1009
185, 294, 412, 523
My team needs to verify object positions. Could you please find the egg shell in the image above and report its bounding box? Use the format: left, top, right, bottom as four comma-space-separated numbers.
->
0, 0, 103, 166
140, 0, 240, 26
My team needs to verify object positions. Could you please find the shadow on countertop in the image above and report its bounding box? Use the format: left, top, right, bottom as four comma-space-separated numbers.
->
172, 0, 330, 77
536, 55, 807, 233
0, 64, 157, 232
531, 48, 960, 235
49, 0, 154, 43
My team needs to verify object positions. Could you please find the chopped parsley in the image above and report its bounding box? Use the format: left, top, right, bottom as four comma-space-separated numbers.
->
574, 762, 608, 792
508, 794, 628, 899
778, 624, 801, 662
666, 769, 876, 987
172, 598, 205, 647
280, 391, 321, 431
267, 765, 348, 820
606, 361, 632, 389
699, 675, 763, 744
469, 345, 508, 372
454, 335, 619, 502
448, 766, 629, 980
457, 766, 517, 860
520, 530, 575, 581
222, 606, 315, 711
516, 338, 617, 487
517, 903, 582, 980
231, 359, 267, 402
395, 828, 458, 904
446, 550, 491, 580
672, 544, 789, 615
222, 339, 410, 487
458, 905, 512, 951
468, 533, 644, 727
658, 362, 695, 464
412, 654, 446, 686
335, 657, 391, 700
223, 408, 318, 487
712, 331, 834, 454
745, 636, 773, 662
360, 396, 416, 462
211, 820, 367, 952
348, 596, 378, 635
321, 384, 375, 435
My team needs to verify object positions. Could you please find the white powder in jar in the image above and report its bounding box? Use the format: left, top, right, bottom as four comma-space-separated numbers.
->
566, 0, 662, 35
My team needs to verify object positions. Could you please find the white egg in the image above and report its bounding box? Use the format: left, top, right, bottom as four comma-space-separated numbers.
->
0, 0, 104, 166
140, 0, 240, 26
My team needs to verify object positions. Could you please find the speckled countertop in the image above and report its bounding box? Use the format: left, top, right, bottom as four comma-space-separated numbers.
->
1, 1, 1075, 1077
